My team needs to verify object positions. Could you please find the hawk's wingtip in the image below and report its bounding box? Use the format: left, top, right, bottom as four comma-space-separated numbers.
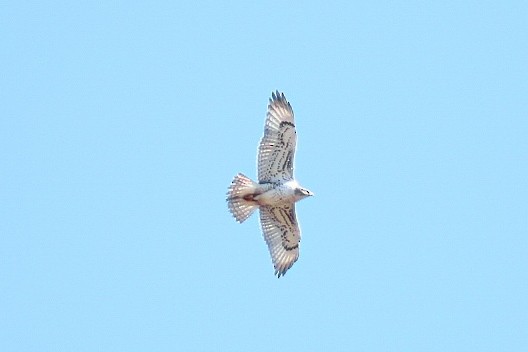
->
271, 90, 285, 100
275, 268, 287, 278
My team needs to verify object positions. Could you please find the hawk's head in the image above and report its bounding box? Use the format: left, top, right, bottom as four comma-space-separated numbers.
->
294, 187, 314, 201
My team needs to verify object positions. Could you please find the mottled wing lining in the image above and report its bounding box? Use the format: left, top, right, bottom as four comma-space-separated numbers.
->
259, 204, 301, 277
258, 91, 297, 183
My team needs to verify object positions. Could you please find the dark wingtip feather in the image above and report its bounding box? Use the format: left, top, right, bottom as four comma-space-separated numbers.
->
271, 90, 284, 102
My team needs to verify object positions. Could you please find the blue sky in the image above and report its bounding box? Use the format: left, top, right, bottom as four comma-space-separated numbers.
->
1, 1, 527, 351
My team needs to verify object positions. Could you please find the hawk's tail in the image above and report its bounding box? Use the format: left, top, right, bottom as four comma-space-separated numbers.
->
227, 173, 259, 223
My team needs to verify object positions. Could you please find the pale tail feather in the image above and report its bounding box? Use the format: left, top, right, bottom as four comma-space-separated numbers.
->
227, 173, 259, 223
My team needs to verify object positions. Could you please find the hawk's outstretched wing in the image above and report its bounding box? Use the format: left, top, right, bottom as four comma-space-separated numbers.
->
259, 204, 300, 277
258, 91, 296, 183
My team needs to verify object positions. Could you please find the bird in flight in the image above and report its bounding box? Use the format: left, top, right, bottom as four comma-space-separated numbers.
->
226, 91, 313, 277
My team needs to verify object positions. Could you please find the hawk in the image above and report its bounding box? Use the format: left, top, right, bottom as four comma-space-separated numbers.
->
226, 91, 313, 277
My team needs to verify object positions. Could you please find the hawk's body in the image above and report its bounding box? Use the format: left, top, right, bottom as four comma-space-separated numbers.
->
227, 91, 313, 277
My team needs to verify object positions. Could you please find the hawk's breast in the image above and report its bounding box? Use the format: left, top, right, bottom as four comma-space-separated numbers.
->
254, 183, 296, 206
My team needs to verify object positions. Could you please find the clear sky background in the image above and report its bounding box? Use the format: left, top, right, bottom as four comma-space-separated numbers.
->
1, 1, 527, 351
